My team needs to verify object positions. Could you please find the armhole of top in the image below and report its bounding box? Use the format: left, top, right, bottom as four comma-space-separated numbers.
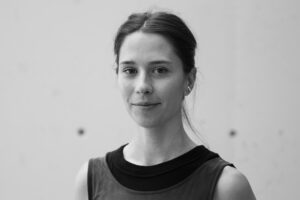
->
209, 159, 235, 200
87, 159, 93, 200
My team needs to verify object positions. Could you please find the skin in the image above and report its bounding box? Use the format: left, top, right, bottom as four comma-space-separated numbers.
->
117, 31, 197, 165
118, 32, 188, 129
75, 31, 256, 200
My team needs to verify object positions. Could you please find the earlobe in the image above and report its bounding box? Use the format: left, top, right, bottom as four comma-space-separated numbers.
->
184, 68, 197, 96
184, 85, 192, 96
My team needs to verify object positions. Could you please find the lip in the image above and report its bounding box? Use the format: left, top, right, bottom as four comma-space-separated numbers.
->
131, 102, 161, 109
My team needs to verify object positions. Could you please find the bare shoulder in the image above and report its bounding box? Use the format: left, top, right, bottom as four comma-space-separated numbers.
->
214, 166, 256, 200
74, 161, 89, 200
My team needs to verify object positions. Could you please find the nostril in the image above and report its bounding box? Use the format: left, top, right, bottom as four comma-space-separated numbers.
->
135, 74, 153, 94
137, 87, 152, 94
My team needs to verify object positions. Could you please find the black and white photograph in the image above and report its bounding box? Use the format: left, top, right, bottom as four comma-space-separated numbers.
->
0, 0, 299, 199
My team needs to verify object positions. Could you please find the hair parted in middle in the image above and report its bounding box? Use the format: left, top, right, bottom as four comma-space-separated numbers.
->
114, 11, 201, 139
114, 11, 197, 75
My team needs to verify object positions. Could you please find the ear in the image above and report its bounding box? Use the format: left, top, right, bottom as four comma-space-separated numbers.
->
184, 68, 197, 96
114, 63, 119, 74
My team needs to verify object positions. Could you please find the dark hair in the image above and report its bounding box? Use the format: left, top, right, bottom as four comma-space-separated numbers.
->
114, 11, 200, 139
114, 11, 197, 74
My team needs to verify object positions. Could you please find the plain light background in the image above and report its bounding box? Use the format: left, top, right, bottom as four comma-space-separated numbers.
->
0, 0, 299, 199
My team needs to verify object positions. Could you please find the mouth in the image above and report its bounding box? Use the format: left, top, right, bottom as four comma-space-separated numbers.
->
132, 103, 160, 106
131, 102, 161, 108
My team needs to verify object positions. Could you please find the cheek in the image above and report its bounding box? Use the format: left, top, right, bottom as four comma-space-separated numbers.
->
118, 78, 133, 101
158, 78, 185, 103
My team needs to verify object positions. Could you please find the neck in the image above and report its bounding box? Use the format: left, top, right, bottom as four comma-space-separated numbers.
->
123, 115, 197, 166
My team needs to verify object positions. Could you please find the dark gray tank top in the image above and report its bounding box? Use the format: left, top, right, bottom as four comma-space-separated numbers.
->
88, 156, 233, 200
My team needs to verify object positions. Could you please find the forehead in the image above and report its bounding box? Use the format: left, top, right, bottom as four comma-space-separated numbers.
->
119, 32, 178, 63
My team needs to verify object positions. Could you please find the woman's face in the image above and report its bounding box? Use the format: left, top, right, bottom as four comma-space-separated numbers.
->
117, 32, 189, 128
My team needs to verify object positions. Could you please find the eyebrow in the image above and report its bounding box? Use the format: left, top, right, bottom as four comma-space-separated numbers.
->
119, 61, 136, 65
149, 60, 172, 65
119, 60, 172, 65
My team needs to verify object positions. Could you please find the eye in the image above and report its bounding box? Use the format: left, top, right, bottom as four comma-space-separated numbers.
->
153, 66, 169, 74
122, 67, 137, 75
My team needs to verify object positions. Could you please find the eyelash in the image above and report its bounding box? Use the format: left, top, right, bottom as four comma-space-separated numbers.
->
153, 66, 169, 74
122, 67, 137, 74
121, 66, 169, 76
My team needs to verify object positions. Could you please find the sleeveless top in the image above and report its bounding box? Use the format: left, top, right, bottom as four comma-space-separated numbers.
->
88, 146, 234, 200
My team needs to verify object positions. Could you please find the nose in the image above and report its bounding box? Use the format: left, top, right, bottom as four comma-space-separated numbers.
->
135, 72, 153, 95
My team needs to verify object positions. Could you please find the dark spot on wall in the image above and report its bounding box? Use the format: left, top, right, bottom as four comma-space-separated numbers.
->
229, 129, 237, 138
77, 128, 85, 136
278, 129, 284, 136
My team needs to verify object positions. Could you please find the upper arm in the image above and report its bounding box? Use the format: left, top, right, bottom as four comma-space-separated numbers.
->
74, 161, 89, 200
213, 166, 256, 200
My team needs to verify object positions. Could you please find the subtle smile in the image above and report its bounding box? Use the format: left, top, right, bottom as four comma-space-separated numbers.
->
131, 102, 161, 109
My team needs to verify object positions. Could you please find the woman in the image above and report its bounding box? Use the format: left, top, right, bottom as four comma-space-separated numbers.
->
75, 11, 256, 200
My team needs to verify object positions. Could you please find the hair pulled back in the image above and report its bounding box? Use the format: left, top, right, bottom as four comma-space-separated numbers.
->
113, 11, 201, 140
114, 11, 197, 74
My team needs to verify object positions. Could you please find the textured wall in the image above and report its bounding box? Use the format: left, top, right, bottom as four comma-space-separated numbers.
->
232, 1, 300, 199
0, 0, 299, 199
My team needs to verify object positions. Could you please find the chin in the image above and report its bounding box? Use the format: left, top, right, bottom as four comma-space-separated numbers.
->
133, 117, 162, 128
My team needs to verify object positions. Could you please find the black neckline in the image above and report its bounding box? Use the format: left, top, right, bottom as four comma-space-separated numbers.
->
106, 144, 219, 191
116, 144, 208, 177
